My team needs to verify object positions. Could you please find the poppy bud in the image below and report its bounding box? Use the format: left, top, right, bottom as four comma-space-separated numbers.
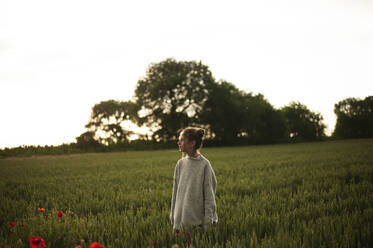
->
38, 208, 46, 213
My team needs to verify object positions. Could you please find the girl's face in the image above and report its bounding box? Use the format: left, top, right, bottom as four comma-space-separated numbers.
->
178, 132, 195, 153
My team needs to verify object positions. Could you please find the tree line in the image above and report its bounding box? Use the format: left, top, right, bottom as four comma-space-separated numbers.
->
1, 58, 372, 157
76, 58, 373, 150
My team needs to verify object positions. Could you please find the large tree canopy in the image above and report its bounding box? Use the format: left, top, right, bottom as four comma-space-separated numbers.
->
281, 102, 326, 142
333, 96, 373, 138
134, 58, 215, 141
79, 58, 355, 149
85, 100, 139, 145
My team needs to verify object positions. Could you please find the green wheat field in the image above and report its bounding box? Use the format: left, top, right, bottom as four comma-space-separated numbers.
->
1, 139, 373, 247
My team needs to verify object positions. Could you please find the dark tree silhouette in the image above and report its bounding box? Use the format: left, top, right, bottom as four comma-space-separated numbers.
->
75, 131, 102, 150
333, 96, 373, 138
85, 100, 139, 145
281, 102, 326, 142
201, 80, 288, 144
134, 58, 215, 141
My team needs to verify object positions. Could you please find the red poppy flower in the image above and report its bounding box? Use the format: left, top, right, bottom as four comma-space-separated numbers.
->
174, 229, 191, 246
57, 211, 63, 219
9, 222, 16, 228
90, 242, 105, 248
149, 240, 157, 247
38, 208, 45, 213
74, 246, 82, 248
21, 223, 25, 227
29, 236, 46, 248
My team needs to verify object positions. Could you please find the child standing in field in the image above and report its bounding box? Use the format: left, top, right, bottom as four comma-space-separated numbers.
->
170, 127, 218, 233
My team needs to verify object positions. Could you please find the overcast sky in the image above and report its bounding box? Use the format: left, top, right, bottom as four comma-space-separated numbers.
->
1, 0, 372, 148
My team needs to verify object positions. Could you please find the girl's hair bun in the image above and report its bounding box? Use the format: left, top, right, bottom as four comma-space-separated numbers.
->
198, 128, 205, 137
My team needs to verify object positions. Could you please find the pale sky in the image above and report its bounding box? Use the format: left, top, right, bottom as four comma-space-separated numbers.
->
1, 0, 373, 149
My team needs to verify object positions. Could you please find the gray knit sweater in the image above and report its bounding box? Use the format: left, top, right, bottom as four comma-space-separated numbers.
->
170, 154, 218, 231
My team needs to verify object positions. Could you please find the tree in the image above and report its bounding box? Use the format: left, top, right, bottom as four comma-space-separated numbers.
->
200, 80, 247, 144
333, 96, 373, 138
243, 94, 288, 144
85, 100, 139, 145
75, 131, 102, 150
134, 58, 215, 141
201, 81, 288, 144
281, 102, 326, 142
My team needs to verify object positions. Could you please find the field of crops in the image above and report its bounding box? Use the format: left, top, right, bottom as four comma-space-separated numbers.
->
1, 139, 373, 247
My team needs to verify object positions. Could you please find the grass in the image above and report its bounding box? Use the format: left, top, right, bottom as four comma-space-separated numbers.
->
1, 139, 373, 247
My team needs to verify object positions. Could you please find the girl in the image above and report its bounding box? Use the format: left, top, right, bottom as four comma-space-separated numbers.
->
170, 127, 218, 233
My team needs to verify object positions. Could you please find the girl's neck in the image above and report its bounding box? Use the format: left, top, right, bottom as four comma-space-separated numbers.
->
187, 150, 200, 158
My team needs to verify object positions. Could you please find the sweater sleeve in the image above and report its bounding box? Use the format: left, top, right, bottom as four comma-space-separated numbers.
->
203, 161, 218, 230
170, 160, 180, 225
